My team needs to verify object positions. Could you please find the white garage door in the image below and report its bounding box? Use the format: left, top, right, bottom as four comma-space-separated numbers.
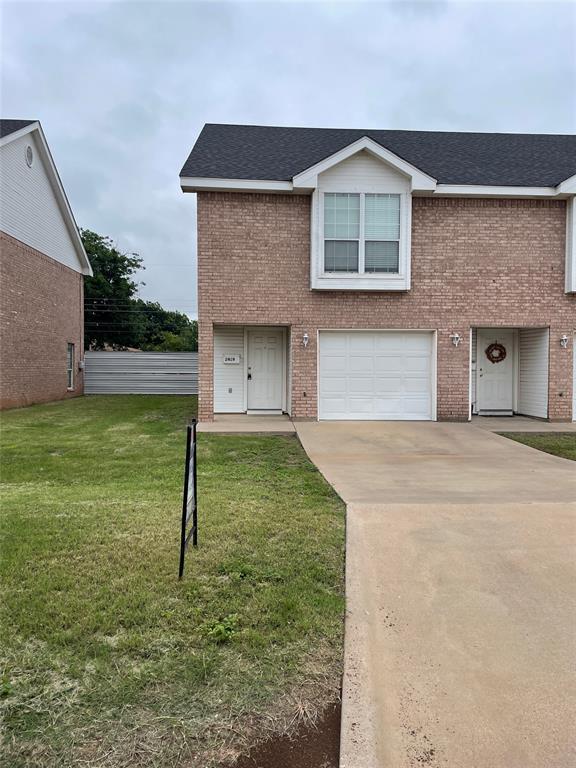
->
319, 331, 435, 420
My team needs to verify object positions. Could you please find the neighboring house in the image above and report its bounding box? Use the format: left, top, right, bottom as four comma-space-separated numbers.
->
180, 124, 576, 423
0, 119, 92, 409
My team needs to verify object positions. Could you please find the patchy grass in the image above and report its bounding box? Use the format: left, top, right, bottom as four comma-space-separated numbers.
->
499, 432, 576, 461
0, 396, 345, 768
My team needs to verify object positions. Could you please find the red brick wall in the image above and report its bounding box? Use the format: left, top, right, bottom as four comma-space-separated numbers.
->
197, 193, 575, 421
0, 232, 85, 409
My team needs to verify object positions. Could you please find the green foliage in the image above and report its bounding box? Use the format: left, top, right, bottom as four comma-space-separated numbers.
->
203, 614, 240, 644
82, 229, 197, 351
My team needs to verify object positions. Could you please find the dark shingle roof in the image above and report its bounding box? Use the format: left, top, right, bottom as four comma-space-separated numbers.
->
181, 124, 576, 187
0, 119, 36, 139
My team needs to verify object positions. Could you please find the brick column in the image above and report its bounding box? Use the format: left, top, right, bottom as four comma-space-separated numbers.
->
548, 326, 573, 421
290, 324, 318, 420
198, 321, 214, 421
436, 328, 470, 421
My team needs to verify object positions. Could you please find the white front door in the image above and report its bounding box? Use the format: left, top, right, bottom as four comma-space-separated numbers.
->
477, 329, 514, 415
247, 329, 284, 411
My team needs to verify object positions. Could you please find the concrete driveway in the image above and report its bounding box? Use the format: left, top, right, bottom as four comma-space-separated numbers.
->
295, 422, 576, 768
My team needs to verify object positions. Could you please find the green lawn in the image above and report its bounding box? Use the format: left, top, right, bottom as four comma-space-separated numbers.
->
499, 432, 576, 461
0, 396, 345, 768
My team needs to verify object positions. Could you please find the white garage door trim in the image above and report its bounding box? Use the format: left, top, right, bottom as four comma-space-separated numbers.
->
317, 329, 437, 421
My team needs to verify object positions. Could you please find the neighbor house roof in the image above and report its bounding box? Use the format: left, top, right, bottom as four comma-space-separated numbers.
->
0, 119, 37, 139
181, 124, 576, 189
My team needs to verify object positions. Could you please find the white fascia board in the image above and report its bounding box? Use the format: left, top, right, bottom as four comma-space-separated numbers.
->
1, 122, 93, 275
34, 125, 92, 275
180, 176, 293, 193
557, 174, 576, 194
566, 197, 575, 293
292, 136, 437, 192
433, 184, 560, 198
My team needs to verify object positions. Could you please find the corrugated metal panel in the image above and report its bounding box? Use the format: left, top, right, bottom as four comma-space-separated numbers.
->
517, 328, 549, 418
214, 326, 245, 412
85, 352, 198, 394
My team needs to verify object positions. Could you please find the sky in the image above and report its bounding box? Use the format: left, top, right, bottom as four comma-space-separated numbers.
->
1, 0, 575, 318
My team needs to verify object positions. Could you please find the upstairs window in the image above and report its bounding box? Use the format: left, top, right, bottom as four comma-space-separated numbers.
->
323, 192, 400, 274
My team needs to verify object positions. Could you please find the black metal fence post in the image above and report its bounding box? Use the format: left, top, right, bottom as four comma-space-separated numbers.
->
178, 419, 197, 579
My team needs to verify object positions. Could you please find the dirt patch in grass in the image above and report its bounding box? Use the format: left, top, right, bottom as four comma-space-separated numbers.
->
230, 702, 340, 768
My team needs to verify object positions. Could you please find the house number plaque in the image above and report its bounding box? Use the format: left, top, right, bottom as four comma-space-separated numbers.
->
223, 355, 241, 365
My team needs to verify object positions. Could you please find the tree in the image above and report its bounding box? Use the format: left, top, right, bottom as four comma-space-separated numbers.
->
82, 230, 144, 350
82, 229, 198, 351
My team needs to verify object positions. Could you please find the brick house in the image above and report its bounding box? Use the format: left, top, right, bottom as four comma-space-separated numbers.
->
180, 125, 576, 423
0, 120, 92, 409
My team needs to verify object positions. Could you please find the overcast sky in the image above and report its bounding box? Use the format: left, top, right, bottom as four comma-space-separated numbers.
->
2, 0, 575, 318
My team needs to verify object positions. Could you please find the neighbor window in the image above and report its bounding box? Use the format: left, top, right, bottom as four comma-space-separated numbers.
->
67, 343, 74, 389
323, 192, 400, 274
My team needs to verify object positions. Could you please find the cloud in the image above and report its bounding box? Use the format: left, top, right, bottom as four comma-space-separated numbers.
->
2, 0, 574, 317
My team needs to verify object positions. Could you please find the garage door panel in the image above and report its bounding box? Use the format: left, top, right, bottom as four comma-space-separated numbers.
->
403, 396, 432, 416
374, 376, 404, 394
349, 377, 374, 395
374, 396, 403, 415
348, 398, 375, 414
404, 377, 431, 394
322, 355, 347, 373
320, 377, 347, 395
404, 356, 430, 373
348, 356, 374, 373
374, 355, 403, 373
350, 334, 376, 351
319, 331, 434, 421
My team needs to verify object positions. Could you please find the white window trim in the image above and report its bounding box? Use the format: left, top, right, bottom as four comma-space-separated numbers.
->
566, 196, 576, 293
67, 343, 75, 390
311, 189, 411, 291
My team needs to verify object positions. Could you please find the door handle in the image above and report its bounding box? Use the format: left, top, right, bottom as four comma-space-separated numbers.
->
247, 373, 252, 380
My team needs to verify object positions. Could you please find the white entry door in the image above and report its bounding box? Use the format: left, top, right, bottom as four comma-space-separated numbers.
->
477, 329, 514, 415
318, 331, 434, 420
247, 329, 284, 411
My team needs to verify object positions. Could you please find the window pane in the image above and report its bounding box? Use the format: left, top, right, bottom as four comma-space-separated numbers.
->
365, 241, 399, 273
324, 193, 360, 239
365, 194, 400, 240
324, 240, 359, 272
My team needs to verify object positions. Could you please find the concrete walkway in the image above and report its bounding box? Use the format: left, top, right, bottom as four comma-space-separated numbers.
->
473, 415, 576, 433
294, 421, 576, 768
197, 414, 295, 434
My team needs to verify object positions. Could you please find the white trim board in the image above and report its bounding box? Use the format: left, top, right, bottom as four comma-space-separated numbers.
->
182, 177, 574, 199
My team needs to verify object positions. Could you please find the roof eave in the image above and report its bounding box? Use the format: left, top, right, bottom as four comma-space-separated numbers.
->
180, 177, 294, 193
557, 174, 576, 194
